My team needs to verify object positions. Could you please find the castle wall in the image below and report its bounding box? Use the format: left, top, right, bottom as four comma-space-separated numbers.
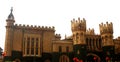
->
114, 38, 120, 54
10, 24, 55, 55
52, 40, 73, 52
12, 29, 23, 51
43, 31, 54, 53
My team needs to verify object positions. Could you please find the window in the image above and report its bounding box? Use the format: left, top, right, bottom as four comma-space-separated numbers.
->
31, 38, 34, 55
27, 37, 30, 48
66, 46, 69, 52
36, 38, 38, 55
99, 39, 101, 48
76, 33, 79, 43
59, 46, 62, 52
27, 38, 29, 55
36, 38, 38, 47
23, 34, 40, 56
59, 55, 69, 62
23, 38, 26, 54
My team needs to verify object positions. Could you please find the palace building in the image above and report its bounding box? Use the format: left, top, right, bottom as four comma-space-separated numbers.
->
3, 8, 120, 62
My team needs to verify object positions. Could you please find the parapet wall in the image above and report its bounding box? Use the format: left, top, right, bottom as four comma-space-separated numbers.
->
99, 22, 113, 34
55, 34, 61, 37
14, 24, 55, 31
86, 28, 95, 35
71, 17, 86, 32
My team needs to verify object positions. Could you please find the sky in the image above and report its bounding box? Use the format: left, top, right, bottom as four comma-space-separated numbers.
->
0, 0, 120, 49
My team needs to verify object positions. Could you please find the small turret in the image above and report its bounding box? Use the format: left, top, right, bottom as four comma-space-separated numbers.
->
55, 34, 61, 40
4, 7, 15, 56
6, 7, 15, 26
8, 7, 14, 20
86, 28, 95, 35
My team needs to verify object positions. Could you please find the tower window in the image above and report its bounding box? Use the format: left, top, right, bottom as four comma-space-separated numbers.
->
59, 46, 62, 52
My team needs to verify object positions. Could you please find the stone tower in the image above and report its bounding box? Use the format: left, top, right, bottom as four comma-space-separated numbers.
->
99, 22, 114, 61
4, 7, 15, 56
71, 17, 87, 61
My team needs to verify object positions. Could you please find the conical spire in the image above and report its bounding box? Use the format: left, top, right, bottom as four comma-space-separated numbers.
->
8, 7, 14, 20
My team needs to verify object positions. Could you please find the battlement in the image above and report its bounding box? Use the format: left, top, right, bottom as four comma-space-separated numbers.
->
71, 17, 86, 32
86, 28, 95, 35
55, 34, 61, 40
14, 24, 55, 31
55, 34, 61, 37
99, 22, 113, 34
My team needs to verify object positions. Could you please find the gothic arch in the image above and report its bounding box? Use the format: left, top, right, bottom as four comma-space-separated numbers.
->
87, 53, 101, 62
44, 59, 51, 62
59, 55, 70, 62
14, 59, 21, 62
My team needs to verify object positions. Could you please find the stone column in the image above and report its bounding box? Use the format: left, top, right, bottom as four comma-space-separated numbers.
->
29, 37, 31, 55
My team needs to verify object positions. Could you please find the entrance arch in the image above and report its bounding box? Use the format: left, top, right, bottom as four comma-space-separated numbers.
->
59, 55, 70, 62
14, 59, 21, 62
87, 53, 101, 62
44, 59, 51, 62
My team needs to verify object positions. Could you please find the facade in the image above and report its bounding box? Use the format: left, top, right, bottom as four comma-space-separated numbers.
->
3, 8, 120, 62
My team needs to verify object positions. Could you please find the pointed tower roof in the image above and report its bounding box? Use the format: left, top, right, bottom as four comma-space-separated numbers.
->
8, 7, 14, 20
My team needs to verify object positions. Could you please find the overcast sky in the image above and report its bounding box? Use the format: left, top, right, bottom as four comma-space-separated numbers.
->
0, 0, 120, 49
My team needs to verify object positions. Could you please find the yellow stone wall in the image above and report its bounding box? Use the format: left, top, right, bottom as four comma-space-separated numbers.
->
5, 23, 55, 56
43, 31, 54, 53
52, 40, 73, 52
12, 29, 23, 51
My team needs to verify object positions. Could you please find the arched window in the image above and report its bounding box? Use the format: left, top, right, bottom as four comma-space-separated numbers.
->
99, 39, 102, 48
66, 46, 69, 52
59, 55, 70, 62
89, 38, 91, 50
86, 38, 89, 50
59, 46, 62, 52
31, 38, 34, 55
76, 33, 79, 43
36, 38, 38, 55
27, 37, 30, 55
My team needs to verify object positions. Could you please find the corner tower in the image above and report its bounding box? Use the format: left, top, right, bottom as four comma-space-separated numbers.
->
4, 7, 15, 56
99, 22, 114, 46
71, 17, 86, 61
99, 22, 114, 61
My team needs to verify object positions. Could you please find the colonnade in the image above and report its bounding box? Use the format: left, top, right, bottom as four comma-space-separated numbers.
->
86, 38, 102, 51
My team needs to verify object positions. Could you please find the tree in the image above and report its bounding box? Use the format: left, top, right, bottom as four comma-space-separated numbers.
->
0, 47, 3, 57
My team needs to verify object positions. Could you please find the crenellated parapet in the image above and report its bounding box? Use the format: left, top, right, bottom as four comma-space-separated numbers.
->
99, 22, 113, 34
71, 17, 86, 32
86, 28, 95, 35
55, 34, 61, 37
55, 34, 61, 40
14, 24, 55, 31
